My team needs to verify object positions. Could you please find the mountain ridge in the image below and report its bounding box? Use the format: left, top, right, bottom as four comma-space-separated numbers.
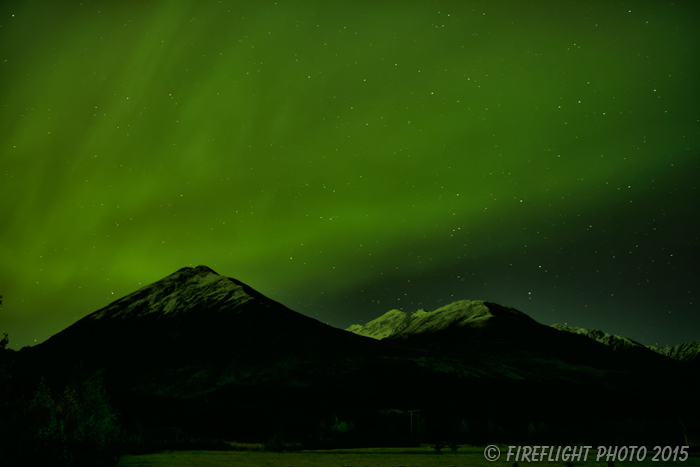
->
552, 324, 700, 365
649, 341, 700, 364
15, 265, 699, 443
550, 324, 648, 351
348, 302, 698, 364
346, 299, 540, 340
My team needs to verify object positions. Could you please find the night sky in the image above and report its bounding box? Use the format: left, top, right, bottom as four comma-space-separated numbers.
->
1, 1, 698, 350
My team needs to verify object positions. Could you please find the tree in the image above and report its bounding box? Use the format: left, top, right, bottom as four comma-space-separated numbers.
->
3, 377, 122, 466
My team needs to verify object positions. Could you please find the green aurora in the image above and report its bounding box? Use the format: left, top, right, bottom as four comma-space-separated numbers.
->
1, 1, 698, 348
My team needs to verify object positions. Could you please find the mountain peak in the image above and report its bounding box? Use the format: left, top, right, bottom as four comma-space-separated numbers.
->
347, 299, 538, 340
174, 265, 220, 276
85, 265, 252, 321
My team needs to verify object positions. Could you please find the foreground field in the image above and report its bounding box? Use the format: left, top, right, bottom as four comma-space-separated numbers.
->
117, 446, 700, 467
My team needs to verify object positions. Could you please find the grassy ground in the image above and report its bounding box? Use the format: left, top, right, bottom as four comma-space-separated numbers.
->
116, 446, 700, 467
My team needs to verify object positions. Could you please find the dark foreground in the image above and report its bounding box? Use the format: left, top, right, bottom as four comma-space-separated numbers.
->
116, 446, 700, 467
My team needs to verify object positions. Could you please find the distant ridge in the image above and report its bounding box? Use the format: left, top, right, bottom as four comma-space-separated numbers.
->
551, 324, 649, 352
649, 341, 700, 364
346, 300, 697, 385
552, 324, 699, 366
346, 299, 538, 340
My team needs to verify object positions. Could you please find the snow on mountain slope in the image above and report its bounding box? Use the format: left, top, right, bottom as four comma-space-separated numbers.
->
649, 340, 700, 364
86, 266, 255, 320
346, 300, 538, 340
551, 324, 648, 352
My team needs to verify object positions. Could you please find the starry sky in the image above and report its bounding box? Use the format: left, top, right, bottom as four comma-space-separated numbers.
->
1, 1, 698, 349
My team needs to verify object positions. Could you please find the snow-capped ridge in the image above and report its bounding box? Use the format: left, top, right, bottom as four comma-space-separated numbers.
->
551, 324, 647, 352
86, 265, 253, 321
649, 341, 700, 364
551, 324, 700, 366
347, 299, 538, 340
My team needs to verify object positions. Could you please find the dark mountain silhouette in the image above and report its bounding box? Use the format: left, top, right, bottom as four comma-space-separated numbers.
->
23, 266, 394, 402
16, 266, 700, 443
348, 300, 699, 391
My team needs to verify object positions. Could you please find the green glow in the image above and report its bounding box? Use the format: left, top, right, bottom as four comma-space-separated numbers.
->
1, 1, 698, 347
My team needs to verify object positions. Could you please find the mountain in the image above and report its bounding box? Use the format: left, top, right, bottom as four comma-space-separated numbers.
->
16, 266, 699, 443
551, 324, 700, 367
649, 341, 700, 365
346, 300, 690, 381
349, 303, 693, 370
21, 265, 436, 434
347, 300, 540, 340
346, 309, 410, 339
24, 266, 386, 400
550, 324, 649, 352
